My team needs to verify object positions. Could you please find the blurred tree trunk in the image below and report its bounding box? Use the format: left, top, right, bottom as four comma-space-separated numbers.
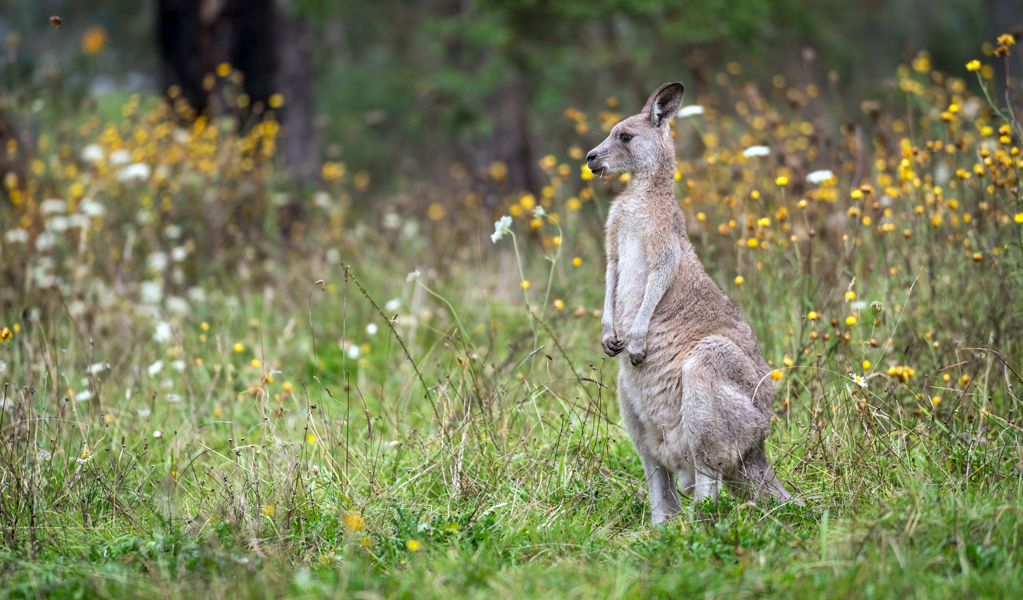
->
155, 0, 320, 183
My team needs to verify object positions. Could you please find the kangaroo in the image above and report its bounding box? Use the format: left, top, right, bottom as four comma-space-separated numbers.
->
587, 82, 795, 525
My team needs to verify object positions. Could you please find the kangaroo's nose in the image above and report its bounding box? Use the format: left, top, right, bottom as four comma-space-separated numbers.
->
586, 152, 598, 162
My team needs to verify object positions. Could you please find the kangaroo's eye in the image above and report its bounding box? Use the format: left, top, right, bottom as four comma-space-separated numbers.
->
619, 133, 633, 143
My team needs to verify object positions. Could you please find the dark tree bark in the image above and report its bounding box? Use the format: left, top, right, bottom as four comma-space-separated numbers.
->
155, 0, 319, 183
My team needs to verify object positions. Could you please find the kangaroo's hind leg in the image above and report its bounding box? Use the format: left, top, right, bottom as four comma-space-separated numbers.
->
620, 375, 682, 525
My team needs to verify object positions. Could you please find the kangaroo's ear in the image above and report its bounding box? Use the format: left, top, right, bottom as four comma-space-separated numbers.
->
644, 82, 685, 128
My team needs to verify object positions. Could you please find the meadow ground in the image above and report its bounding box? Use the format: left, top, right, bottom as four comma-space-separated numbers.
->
3, 44, 1023, 599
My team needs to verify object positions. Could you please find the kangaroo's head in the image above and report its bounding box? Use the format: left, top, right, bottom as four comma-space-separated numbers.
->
586, 82, 684, 180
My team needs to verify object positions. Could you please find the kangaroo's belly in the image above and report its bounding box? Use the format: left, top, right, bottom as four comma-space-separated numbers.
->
614, 234, 646, 335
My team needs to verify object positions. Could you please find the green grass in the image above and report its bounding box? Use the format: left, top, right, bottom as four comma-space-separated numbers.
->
3, 50, 1023, 598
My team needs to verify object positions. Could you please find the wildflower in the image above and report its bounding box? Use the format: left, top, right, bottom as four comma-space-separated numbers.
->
677, 105, 705, 117
533, 205, 546, 219
74, 390, 92, 402
263, 505, 274, 517
282, 382, 294, 393
81, 26, 107, 55
961, 374, 970, 385
807, 311, 818, 321
520, 280, 531, 289
852, 374, 867, 389
153, 430, 162, 438
806, 169, 834, 185
406, 539, 421, 552
742, 145, 770, 158
40, 199, 67, 214
406, 270, 421, 282
1014, 213, 1023, 223
154, 321, 172, 343
998, 33, 1016, 47
966, 59, 981, 71
771, 369, 783, 381
147, 360, 164, 376
862, 360, 871, 370
251, 358, 261, 368
846, 316, 857, 326
0, 327, 12, 343
347, 345, 361, 359
307, 434, 316, 445
366, 323, 379, 335
734, 275, 745, 285
491, 215, 513, 243
775, 176, 788, 186
572, 257, 582, 267
845, 291, 856, 301
233, 343, 244, 353
554, 299, 565, 310
973, 252, 983, 262
870, 301, 884, 316
931, 396, 942, 407
343, 511, 364, 532
887, 365, 916, 382
117, 163, 151, 182
384, 298, 401, 312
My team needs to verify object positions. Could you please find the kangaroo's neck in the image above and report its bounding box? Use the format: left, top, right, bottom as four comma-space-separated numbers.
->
627, 152, 677, 204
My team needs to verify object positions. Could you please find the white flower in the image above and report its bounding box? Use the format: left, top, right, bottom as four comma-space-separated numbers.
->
66, 215, 89, 229
166, 296, 190, 316
167, 393, 181, 402
109, 149, 130, 165
806, 169, 835, 185
153, 430, 162, 438
46, 216, 69, 233
40, 199, 67, 214
742, 145, 771, 158
172, 361, 185, 372
78, 199, 106, 217
677, 105, 705, 118
165, 224, 182, 239
384, 298, 401, 313
138, 408, 151, 417
366, 323, 379, 335
74, 390, 93, 402
154, 322, 173, 343
491, 215, 513, 243
35, 232, 55, 252
406, 269, 421, 282
533, 206, 546, 219
37, 449, 52, 462
81, 144, 104, 164
88, 362, 108, 374
347, 345, 361, 359
148, 360, 164, 377
140, 281, 163, 304
171, 246, 187, 262
4, 229, 28, 243
852, 375, 867, 389
118, 163, 151, 182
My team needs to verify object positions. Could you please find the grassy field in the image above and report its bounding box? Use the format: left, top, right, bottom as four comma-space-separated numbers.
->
3, 46, 1023, 599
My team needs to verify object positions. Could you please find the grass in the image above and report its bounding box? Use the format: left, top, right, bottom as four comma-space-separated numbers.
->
2, 43, 1023, 599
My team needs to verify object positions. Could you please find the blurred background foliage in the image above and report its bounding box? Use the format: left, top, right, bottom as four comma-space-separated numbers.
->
0, 0, 1013, 199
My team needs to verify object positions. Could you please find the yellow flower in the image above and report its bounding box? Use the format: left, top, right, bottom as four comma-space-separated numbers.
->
770, 369, 783, 381
554, 299, 564, 310
619, 173, 631, 183
931, 396, 942, 407
520, 280, 531, 289
775, 176, 788, 186
216, 63, 232, 77
268, 93, 285, 109
961, 374, 971, 385
406, 539, 421, 552
807, 311, 818, 320
966, 59, 981, 71
233, 343, 244, 353
283, 382, 294, 393
972, 252, 983, 262
747, 238, 759, 248
201, 322, 210, 331
263, 505, 275, 517
580, 165, 594, 180
846, 315, 857, 326
0, 327, 12, 343
1015, 213, 1023, 223
251, 358, 261, 368
844, 291, 856, 301
307, 434, 316, 445
734, 275, 745, 285
757, 217, 771, 227
862, 360, 871, 370
343, 511, 364, 532
81, 26, 107, 55
998, 33, 1016, 47
572, 257, 582, 267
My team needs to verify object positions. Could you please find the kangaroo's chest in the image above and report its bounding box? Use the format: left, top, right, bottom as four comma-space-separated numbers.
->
612, 208, 648, 329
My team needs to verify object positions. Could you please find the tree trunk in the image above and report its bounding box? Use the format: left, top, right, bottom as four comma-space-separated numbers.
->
155, 0, 319, 183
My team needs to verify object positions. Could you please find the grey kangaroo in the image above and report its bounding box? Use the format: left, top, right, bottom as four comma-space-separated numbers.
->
587, 82, 795, 524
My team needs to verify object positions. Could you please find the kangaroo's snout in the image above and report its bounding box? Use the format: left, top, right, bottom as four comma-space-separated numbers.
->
586, 149, 605, 174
